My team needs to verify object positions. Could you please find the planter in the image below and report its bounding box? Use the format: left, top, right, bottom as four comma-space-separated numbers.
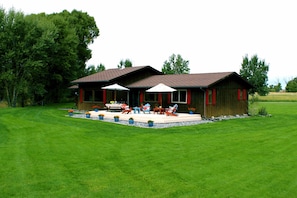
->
129, 119, 134, 124
189, 111, 194, 114
148, 121, 154, 127
114, 117, 119, 122
98, 115, 104, 120
94, 108, 99, 112
68, 112, 73, 116
86, 114, 91, 118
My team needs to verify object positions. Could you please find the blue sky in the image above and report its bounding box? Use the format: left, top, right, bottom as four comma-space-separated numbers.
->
1, 0, 296, 87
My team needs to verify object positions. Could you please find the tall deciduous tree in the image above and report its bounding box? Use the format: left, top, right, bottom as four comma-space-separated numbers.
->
162, 54, 190, 74
0, 8, 54, 106
0, 8, 99, 106
240, 54, 269, 96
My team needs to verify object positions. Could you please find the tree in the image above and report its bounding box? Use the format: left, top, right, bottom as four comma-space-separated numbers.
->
84, 63, 105, 75
0, 8, 99, 106
97, 63, 106, 72
286, 77, 297, 92
0, 8, 52, 106
117, 59, 132, 68
162, 54, 190, 74
57, 10, 99, 77
268, 83, 282, 92
44, 10, 99, 102
240, 54, 269, 96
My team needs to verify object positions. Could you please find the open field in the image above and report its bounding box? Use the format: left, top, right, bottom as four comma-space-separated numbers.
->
0, 102, 297, 197
255, 92, 297, 101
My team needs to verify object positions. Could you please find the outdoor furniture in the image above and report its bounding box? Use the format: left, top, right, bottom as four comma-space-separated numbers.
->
121, 104, 132, 114
133, 107, 141, 114
122, 107, 132, 114
105, 103, 122, 111
153, 107, 165, 114
165, 104, 178, 116
142, 103, 151, 114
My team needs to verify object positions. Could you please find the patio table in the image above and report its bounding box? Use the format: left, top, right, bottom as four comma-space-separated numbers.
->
105, 103, 122, 111
153, 107, 165, 114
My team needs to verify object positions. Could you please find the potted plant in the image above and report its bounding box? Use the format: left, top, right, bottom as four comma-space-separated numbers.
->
68, 109, 74, 116
128, 117, 134, 124
188, 107, 196, 114
92, 105, 100, 112
85, 111, 91, 118
114, 115, 120, 122
147, 120, 154, 127
98, 114, 104, 120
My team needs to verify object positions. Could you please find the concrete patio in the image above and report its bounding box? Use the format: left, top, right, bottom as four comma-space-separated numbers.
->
86, 110, 202, 124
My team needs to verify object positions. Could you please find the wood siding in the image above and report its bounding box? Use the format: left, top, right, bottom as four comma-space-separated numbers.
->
75, 69, 251, 117
204, 76, 249, 117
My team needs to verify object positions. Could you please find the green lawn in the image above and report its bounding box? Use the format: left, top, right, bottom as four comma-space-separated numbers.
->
0, 102, 296, 197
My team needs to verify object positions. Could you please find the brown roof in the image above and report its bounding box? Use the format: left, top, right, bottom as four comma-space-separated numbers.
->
127, 72, 249, 88
72, 66, 161, 83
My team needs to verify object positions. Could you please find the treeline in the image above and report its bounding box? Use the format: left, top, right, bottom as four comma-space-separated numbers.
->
0, 8, 99, 106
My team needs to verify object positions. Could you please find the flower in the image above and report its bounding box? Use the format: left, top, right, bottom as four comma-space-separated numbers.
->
85, 111, 91, 115
188, 107, 196, 111
114, 115, 119, 118
147, 120, 154, 123
92, 105, 100, 109
99, 114, 104, 117
68, 109, 74, 113
129, 117, 134, 120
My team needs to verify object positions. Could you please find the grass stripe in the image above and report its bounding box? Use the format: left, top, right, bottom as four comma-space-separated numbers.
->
0, 102, 296, 197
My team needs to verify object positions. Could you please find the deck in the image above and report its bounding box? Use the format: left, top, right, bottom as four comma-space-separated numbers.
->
85, 110, 202, 124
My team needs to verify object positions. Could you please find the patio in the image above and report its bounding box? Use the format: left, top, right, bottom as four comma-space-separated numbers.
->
88, 110, 202, 123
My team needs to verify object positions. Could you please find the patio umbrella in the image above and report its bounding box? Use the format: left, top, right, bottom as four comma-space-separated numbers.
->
102, 83, 129, 101
146, 83, 176, 106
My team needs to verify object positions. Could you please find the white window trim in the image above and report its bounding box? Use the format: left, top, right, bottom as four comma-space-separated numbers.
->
171, 89, 187, 104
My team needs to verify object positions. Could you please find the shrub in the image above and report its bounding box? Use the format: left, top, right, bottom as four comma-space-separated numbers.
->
258, 107, 268, 116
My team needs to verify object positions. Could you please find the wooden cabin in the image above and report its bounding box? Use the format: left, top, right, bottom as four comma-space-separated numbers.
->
72, 66, 253, 118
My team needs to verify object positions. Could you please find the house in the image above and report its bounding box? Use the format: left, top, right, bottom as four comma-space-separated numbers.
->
71, 66, 253, 118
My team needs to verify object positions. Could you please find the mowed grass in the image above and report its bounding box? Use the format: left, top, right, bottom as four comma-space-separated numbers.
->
0, 102, 297, 197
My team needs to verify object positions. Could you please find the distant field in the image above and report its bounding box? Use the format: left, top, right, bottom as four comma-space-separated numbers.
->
255, 92, 297, 101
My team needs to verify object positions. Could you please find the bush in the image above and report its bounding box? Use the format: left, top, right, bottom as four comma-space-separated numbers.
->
258, 107, 268, 116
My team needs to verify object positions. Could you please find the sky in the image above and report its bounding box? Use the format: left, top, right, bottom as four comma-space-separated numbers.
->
1, 0, 296, 87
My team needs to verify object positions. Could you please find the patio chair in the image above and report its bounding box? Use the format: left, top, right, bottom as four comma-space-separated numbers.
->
122, 107, 132, 114
142, 103, 151, 114
121, 104, 132, 114
165, 104, 178, 116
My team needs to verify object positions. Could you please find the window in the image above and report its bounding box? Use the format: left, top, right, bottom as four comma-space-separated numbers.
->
94, 90, 103, 101
206, 89, 216, 105
172, 89, 187, 103
84, 90, 93, 101
145, 93, 158, 102
84, 90, 104, 102
237, 89, 247, 101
